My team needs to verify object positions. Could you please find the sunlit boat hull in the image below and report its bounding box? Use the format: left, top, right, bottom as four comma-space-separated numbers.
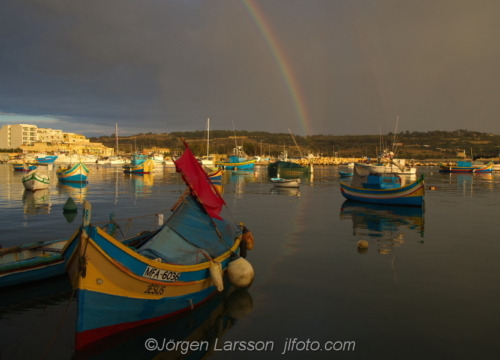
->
22, 171, 50, 191
56, 162, 90, 183
439, 162, 494, 173
340, 178, 425, 206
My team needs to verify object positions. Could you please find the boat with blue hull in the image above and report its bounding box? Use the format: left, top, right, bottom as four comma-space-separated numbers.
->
122, 154, 155, 174
216, 154, 256, 170
340, 166, 425, 206
56, 162, 90, 183
339, 171, 353, 177
36, 155, 58, 164
0, 223, 152, 288
13, 162, 37, 172
65, 142, 255, 349
439, 161, 494, 173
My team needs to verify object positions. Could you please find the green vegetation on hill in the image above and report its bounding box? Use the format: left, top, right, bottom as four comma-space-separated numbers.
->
89, 129, 500, 159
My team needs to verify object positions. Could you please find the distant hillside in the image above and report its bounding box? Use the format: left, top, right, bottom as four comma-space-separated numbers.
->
89, 129, 500, 159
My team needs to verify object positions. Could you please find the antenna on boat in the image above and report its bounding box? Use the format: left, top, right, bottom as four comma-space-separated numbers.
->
288, 129, 304, 158
231, 120, 238, 150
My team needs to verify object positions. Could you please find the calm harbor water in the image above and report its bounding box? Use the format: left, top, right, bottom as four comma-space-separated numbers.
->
1, 163, 499, 359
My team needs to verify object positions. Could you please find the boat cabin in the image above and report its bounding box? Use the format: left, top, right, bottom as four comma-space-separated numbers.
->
362, 173, 401, 190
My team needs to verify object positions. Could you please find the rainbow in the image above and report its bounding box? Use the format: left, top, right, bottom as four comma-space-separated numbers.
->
241, 0, 311, 135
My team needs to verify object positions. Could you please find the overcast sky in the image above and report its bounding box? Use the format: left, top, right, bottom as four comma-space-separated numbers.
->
1, 0, 500, 137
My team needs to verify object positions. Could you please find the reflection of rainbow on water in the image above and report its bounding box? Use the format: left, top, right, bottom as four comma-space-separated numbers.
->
340, 201, 424, 255
22, 189, 51, 214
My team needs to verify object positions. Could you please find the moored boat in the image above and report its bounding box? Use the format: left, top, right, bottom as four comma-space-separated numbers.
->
270, 177, 300, 188
439, 161, 494, 173
36, 155, 58, 164
13, 162, 37, 172
122, 154, 155, 173
22, 164, 51, 191
339, 171, 353, 178
340, 165, 425, 206
56, 162, 90, 183
65, 141, 255, 349
355, 159, 417, 175
268, 160, 312, 177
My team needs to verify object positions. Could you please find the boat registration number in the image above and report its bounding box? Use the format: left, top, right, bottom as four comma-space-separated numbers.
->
143, 266, 181, 281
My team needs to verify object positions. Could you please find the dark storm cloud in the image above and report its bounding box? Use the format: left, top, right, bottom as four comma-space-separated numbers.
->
1, 0, 500, 136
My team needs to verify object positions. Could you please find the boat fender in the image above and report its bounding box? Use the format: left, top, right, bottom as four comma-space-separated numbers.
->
227, 255, 254, 288
209, 260, 224, 292
239, 223, 255, 250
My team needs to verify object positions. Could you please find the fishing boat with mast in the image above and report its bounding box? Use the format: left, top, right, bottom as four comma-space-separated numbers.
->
268, 129, 312, 177
64, 141, 255, 349
215, 122, 256, 170
340, 164, 425, 206
56, 161, 90, 183
439, 150, 494, 173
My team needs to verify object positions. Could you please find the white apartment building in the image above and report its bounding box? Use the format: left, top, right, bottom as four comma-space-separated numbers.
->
37, 128, 64, 143
0, 124, 38, 149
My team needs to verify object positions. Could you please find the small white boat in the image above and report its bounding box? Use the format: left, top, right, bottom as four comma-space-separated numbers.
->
270, 177, 300, 188
22, 164, 52, 191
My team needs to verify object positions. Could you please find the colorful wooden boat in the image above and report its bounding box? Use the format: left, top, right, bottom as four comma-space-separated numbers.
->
339, 171, 353, 177
340, 166, 425, 206
65, 142, 254, 349
21, 164, 52, 191
216, 154, 256, 170
206, 167, 223, 181
12, 162, 37, 172
122, 154, 155, 173
270, 177, 300, 188
0, 226, 153, 289
439, 161, 494, 173
36, 155, 58, 164
56, 162, 90, 183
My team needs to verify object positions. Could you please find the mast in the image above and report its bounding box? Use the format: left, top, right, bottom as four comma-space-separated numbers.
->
288, 129, 304, 158
207, 118, 210, 158
116, 123, 118, 156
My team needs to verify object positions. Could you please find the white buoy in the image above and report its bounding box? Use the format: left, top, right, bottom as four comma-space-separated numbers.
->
227, 257, 254, 288
209, 261, 224, 292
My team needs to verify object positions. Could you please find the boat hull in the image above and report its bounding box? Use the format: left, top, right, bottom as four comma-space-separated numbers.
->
216, 160, 256, 170
340, 178, 425, 206
57, 162, 90, 183
13, 163, 37, 172
22, 172, 50, 191
268, 161, 311, 176
439, 162, 494, 173
37, 156, 58, 164
67, 226, 241, 349
123, 159, 155, 173
270, 178, 300, 188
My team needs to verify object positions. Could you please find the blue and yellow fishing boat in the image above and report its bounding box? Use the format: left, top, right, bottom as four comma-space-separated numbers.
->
340, 166, 425, 206
13, 162, 37, 172
215, 153, 256, 170
0, 227, 154, 289
122, 154, 155, 174
439, 161, 494, 173
56, 162, 90, 183
65, 142, 255, 349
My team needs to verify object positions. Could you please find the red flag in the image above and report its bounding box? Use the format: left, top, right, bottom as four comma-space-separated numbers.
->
174, 142, 225, 219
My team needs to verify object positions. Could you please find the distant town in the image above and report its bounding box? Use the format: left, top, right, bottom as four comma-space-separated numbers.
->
1, 124, 500, 161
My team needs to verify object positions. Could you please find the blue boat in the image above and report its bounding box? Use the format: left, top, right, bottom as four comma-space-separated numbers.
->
339, 171, 353, 177
12, 162, 37, 172
57, 162, 90, 183
123, 154, 155, 173
36, 155, 58, 164
216, 154, 256, 170
439, 161, 494, 173
0, 222, 152, 288
340, 166, 425, 206
65, 142, 255, 349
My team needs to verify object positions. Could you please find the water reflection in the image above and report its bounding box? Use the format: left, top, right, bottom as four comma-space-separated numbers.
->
22, 189, 51, 214
340, 200, 425, 255
74, 287, 253, 359
270, 187, 300, 197
130, 173, 154, 197
57, 181, 88, 203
